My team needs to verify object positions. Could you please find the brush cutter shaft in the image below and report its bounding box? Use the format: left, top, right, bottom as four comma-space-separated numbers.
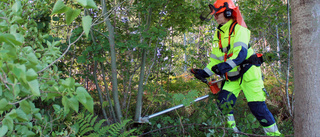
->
138, 79, 224, 123
148, 95, 209, 119
139, 95, 210, 123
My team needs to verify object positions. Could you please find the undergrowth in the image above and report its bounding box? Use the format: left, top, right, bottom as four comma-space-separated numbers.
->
135, 74, 294, 136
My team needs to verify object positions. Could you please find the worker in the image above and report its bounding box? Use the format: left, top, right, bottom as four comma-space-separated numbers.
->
191, 0, 281, 136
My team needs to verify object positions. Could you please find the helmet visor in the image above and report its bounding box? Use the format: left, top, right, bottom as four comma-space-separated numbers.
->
200, 4, 225, 21
199, 4, 214, 21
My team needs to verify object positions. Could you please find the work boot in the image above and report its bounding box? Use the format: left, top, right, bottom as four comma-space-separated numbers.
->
263, 123, 281, 136
227, 114, 240, 133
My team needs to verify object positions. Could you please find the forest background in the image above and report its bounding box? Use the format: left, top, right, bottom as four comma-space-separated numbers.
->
0, 0, 295, 136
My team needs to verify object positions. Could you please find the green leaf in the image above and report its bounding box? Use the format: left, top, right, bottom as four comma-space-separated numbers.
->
13, 64, 26, 81
34, 113, 42, 120
7, 109, 17, 118
0, 33, 22, 46
53, 104, 61, 112
47, 92, 60, 100
68, 96, 79, 113
12, 0, 21, 13
82, 16, 92, 38
0, 98, 8, 111
51, 0, 68, 14
27, 52, 39, 65
13, 66, 22, 79
16, 109, 28, 121
0, 126, 8, 137
62, 77, 75, 88
62, 96, 70, 115
86, 0, 98, 9
182, 99, 191, 106
28, 79, 40, 96
20, 100, 31, 114
76, 87, 87, 104
17, 126, 35, 135
173, 93, 184, 102
12, 33, 24, 43
2, 116, 13, 131
77, 0, 87, 7
26, 122, 32, 128
14, 84, 20, 97
26, 69, 37, 81
77, 0, 97, 9
76, 87, 94, 113
65, 8, 81, 25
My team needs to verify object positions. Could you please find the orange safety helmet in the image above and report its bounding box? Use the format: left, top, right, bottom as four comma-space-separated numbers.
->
211, 0, 236, 15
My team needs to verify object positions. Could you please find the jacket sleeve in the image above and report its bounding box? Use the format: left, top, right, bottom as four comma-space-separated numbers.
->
226, 25, 250, 66
215, 25, 251, 74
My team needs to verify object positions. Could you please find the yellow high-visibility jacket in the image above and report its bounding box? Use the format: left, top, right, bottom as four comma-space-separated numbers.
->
204, 19, 255, 81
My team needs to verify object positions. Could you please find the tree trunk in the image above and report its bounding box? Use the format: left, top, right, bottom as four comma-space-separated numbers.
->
101, 0, 122, 122
93, 61, 110, 125
292, 0, 320, 135
100, 62, 117, 122
184, 33, 187, 72
134, 48, 147, 121
276, 24, 281, 77
285, 0, 292, 117
134, 7, 152, 122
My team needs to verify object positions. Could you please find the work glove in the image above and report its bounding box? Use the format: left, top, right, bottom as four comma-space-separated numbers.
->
190, 69, 210, 83
190, 69, 209, 78
211, 65, 222, 76
212, 62, 234, 76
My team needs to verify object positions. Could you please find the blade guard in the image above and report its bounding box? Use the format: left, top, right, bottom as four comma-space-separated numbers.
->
208, 80, 220, 94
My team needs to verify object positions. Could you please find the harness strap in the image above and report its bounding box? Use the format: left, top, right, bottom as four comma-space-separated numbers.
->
218, 21, 237, 80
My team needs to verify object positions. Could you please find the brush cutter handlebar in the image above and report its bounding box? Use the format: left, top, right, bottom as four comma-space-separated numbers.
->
190, 69, 224, 94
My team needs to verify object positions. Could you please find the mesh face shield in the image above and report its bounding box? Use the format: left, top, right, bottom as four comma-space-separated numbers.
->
199, 4, 215, 22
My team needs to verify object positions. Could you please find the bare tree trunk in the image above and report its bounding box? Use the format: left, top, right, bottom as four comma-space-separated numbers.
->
90, 29, 110, 124
101, 0, 122, 122
292, 0, 320, 136
93, 61, 110, 125
134, 48, 147, 121
276, 23, 281, 77
285, 0, 292, 117
134, 7, 152, 122
184, 33, 187, 72
100, 62, 117, 122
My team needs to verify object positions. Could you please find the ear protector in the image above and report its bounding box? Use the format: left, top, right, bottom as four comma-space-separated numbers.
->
209, 2, 232, 18
223, 2, 232, 18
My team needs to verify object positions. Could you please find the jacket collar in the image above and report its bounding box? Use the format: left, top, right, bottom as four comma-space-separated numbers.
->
217, 19, 235, 34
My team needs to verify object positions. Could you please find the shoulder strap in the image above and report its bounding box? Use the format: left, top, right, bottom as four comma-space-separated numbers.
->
229, 21, 237, 36
218, 21, 237, 53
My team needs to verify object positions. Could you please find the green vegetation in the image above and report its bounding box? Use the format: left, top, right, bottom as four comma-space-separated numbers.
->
0, 0, 293, 136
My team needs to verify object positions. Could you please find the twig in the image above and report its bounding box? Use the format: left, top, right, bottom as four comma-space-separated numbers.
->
37, 31, 84, 73
8, 95, 33, 105
0, 68, 12, 90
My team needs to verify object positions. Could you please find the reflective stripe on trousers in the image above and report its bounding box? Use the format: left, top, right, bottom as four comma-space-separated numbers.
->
263, 123, 279, 133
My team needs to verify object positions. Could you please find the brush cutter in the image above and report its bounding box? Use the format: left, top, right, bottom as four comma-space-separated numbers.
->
136, 72, 224, 124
